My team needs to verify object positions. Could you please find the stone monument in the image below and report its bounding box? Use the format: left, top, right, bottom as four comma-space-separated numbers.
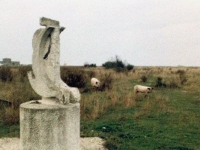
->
20, 17, 81, 150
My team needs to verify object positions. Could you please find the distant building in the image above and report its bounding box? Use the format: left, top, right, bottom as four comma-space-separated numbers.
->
0, 58, 20, 66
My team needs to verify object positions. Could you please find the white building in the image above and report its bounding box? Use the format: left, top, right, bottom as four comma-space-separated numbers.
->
0, 58, 20, 66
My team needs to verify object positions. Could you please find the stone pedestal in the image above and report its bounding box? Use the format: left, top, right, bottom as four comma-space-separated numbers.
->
20, 101, 80, 150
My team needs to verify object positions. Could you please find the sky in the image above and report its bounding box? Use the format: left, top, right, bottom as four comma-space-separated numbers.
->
1, 0, 200, 66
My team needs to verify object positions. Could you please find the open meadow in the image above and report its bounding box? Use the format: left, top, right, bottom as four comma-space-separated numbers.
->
0, 66, 200, 149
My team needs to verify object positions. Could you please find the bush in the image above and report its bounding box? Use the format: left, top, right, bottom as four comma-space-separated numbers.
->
141, 75, 148, 82
1, 108, 19, 125
99, 73, 113, 91
102, 61, 116, 69
84, 63, 96, 67
81, 73, 113, 93
86, 70, 96, 78
18, 66, 32, 82
18, 66, 31, 77
115, 58, 125, 72
126, 64, 134, 71
169, 80, 179, 88
176, 70, 187, 85
155, 77, 167, 87
61, 67, 88, 88
102, 55, 133, 73
0, 67, 13, 82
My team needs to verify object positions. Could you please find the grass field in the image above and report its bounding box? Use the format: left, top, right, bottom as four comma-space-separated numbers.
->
0, 66, 200, 149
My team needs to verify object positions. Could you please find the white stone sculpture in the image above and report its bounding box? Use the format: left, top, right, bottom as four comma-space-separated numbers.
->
28, 17, 80, 104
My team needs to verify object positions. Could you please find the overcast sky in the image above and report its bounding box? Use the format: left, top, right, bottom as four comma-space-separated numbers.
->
1, 0, 200, 66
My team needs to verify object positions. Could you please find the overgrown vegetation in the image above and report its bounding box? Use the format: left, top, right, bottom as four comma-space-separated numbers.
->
61, 66, 88, 88
155, 77, 166, 87
140, 75, 148, 82
0, 66, 40, 126
0, 66, 200, 149
0, 67, 13, 82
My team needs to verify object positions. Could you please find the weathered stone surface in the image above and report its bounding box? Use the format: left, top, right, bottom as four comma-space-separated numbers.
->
28, 17, 80, 104
20, 101, 80, 150
22, 17, 81, 150
0, 137, 107, 150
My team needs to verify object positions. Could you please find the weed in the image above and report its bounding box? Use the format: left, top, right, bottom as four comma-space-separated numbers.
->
99, 73, 113, 91
0, 67, 13, 82
155, 77, 167, 87
169, 79, 179, 88
141, 75, 148, 82
18, 66, 32, 82
0, 108, 19, 125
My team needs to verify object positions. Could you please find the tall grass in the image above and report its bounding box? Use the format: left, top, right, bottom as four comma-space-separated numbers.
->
79, 66, 199, 122
0, 66, 39, 125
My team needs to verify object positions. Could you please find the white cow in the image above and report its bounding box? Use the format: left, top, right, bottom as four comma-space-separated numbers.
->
134, 85, 154, 95
91, 78, 100, 88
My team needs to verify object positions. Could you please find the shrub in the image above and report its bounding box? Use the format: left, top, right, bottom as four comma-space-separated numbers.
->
102, 61, 116, 69
82, 73, 113, 93
176, 69, 185, 74
169, 80, 179, 88
18, 66, 32, 82
155, 77, 163, 87
99, 73, 113, 91
126, 64, 134, 71
0, 67, 13, 82
102, 55, 134, 73
86, 70, 96, 78
84, 63, 96, 67
0, 72, 40, 125
61, 67, 88, 88
141, 75, 148, 82
155, 77, 167, 87
18, 66, 31, 77
176, 70, 187, 85
115, 58, 125, 72
1, 108, 19, 125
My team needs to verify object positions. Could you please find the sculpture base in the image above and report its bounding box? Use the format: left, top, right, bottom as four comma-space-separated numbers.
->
20, 101, 80, 150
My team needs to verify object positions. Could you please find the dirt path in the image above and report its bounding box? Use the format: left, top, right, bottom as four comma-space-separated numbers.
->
0, 137, 107, 150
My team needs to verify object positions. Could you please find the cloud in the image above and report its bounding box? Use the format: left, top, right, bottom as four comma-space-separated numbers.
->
1, 0, 200, 66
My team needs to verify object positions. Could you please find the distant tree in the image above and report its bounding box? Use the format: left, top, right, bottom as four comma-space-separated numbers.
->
102, 55, 134, 72
84, 62, 89, 67
115, 56, 125, 72
126, 64, 134, 71
89, 64, 96, 67
102, 61, 115, 69
84, 63, 96, 67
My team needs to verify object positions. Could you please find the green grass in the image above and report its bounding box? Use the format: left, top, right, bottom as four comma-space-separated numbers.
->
80, 86, 200, 149
0, 124, 19, 138
0, 66, 200, 149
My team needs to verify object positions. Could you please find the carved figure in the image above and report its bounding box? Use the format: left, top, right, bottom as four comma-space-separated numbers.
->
28, 17, 80, 104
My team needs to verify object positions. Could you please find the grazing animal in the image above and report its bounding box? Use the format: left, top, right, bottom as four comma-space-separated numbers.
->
134, 85, 154, 95
91, 78, 100, 88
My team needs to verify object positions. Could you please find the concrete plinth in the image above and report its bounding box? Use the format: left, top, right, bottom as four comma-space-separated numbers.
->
20, 101, 80, 150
